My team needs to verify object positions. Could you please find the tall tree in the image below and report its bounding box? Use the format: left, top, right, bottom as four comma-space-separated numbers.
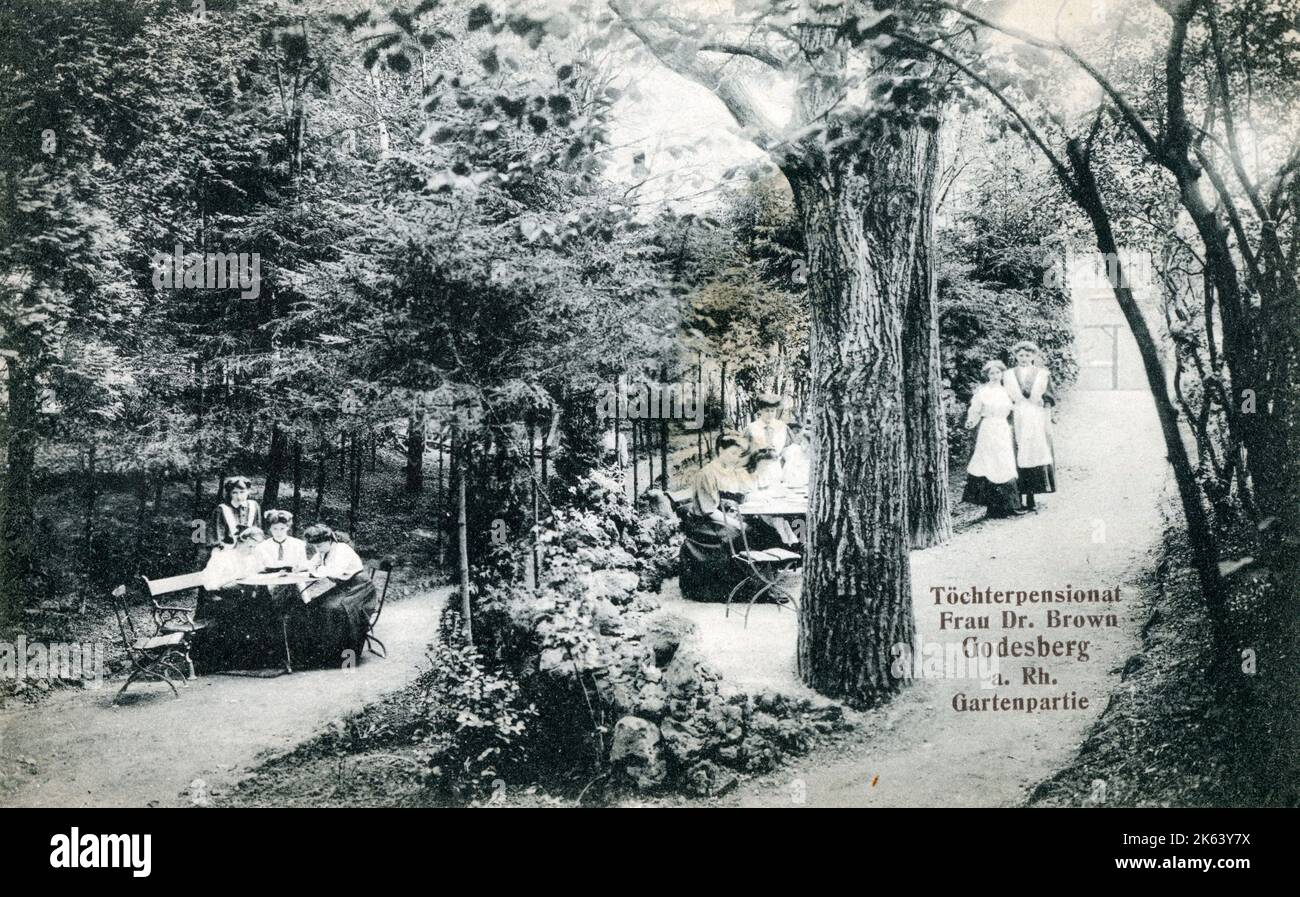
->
364, 0, 953, 704
904, 127, 952, 548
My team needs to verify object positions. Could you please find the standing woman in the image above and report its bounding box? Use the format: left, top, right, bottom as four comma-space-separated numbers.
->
212, 476, 262, 548
962, 361, 1021, 518
1002, 341, 1057, 510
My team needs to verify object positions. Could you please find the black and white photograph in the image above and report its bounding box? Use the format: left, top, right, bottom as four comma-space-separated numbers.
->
0, 0, 1297, 836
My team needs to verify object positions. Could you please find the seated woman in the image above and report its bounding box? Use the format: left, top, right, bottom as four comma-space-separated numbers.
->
256, 509, 309, 571
746, 447, 783, 490
677, 434, 786, 601
743, 393, 790, 453
745, 446, 800, 545
282, 524, 379, 669
191, 527, 287, 673
678, 434, 749, 602
201, 525, 266, 591
780, 420, 812, 488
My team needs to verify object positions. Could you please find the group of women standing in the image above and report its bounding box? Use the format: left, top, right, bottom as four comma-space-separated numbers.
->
962, 341, 1058, 518
191, 476, 379, 672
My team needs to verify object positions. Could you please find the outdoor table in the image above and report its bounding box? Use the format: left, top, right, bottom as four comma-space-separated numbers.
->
736, 487, 809, 517
232, 571, 318, 673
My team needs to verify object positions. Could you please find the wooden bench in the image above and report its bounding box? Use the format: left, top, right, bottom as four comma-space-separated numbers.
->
139, 571, 211, 679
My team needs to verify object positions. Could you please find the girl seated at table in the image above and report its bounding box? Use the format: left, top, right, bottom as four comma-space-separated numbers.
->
781, 420, 811, 488
201, 526, 266, 591
746, 447, 783, 490
283, 524, 379, 668
191, 526, 288, 673
743, 393, 789, 453
256, 509, 309, 571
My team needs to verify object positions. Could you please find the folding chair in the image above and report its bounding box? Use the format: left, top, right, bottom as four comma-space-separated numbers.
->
363, 560, 395, 658
725, 515, 803, 626
140, 571, 211, 679
109, 585, 191, 701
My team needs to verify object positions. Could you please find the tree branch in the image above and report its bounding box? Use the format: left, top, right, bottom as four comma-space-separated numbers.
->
609, 0, 783, 151
934, 0, 1163, 158
698, 41, 786, 70
889, 31, 1077, 196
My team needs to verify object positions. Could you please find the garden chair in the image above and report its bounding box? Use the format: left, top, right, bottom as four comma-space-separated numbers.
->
109, 584, 191, 701
140, 571, 211, 679
725, 517, 802, 626
364, 559, 395, 658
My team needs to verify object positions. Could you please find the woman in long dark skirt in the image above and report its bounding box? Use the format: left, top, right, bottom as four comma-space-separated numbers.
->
676, 433, 793, 602
1002, 340, 1058, 510
288, 524, 378, 668
962, 360, 1023, 519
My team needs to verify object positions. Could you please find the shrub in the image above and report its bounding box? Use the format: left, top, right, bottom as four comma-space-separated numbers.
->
420, 620, 538, 798
421, 471, 849, 798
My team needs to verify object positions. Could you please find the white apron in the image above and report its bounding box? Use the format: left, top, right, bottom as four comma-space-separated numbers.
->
1003, 366, 1054, 468
965, 384, 1018, 483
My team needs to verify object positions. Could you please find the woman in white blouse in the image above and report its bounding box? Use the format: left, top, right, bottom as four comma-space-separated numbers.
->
780, 420, 811, 488
202, 526, 266, 591
256, 509, 309, 571
306, 526, 366, 581
283, 524, 380, 668
962, 360, 1022, 518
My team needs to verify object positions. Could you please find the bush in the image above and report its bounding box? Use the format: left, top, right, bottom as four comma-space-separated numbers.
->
419, 620, 538, 798
422, 471, 849, 798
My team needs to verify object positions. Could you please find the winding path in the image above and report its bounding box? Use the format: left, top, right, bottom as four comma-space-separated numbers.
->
0, 588, 449, 807
664, 389, 1170, 807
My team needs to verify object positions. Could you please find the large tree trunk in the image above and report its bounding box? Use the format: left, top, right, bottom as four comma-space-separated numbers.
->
0, 357, 38, 628
789, 125, 931, 707
903, 128, 952, 549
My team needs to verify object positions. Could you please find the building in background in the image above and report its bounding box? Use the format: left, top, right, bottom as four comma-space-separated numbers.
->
1068, 248, 1173, 392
